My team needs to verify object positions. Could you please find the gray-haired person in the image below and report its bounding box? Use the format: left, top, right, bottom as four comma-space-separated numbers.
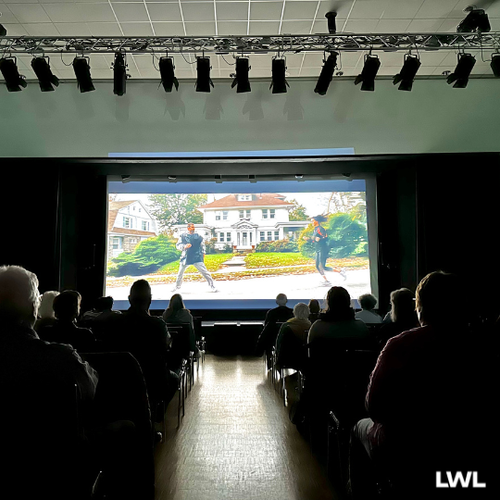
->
172, 222, 217, 292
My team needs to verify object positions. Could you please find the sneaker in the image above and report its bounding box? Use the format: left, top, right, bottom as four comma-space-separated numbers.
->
340, 269, 347, 281
210, 286, 218, 292
171, 286, 181, 293
321, 280, 332, 286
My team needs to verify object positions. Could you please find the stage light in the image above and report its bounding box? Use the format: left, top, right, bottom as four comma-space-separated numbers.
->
325, 11, 337, 34
231, 57, 251, 93
393, 54, 421, 91
457, 8, 490, 33
159, 57, 179, 92
0, 24, 6, 36
0, 57, 27, 92
447, 53, 476, 88
72, 56, 95, 93
314, 52, 338, 96
31, 57, 59, 92
270, 58, 289, 94
491, 54, 500, 77
196, 57, 214, 92
354, 54, 381, 91
113, 52, 127, 96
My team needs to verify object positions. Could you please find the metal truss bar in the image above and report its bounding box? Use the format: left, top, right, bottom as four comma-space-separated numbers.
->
1, 33, 500, 56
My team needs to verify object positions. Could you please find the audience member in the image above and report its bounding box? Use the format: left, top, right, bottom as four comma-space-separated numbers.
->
256, 293, 294, 357
37, 289, 96, 352
308, 298, 321, 324
355, 293, 382, 324
349, 271, 496, 499
162, 293, 197, 353
275, 302, 311, 371
376, 288, 419, 348
0, 265, 98, 499
308, 287, 370, 348
80, 295, 121, 328
101, 279, 179, 415
34, 289, 59, 332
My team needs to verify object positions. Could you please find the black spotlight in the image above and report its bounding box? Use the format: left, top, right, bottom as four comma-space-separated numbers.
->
393, 54, 421, 91
159, 57, 179, 92
196, 57, 214, 93
31, 57, 59, 92
231, 57, 251, 93
0, 24, 6, 36
491, 53, 500, 77
314, 52, 338, 95
73, 56, 95, 93
270, 58, 289, 94
0, 57, 27, 92
447, 53, 476, 88
457, 8, 490, 33
325, 11, 337, 34
113, 52, 127, 96
354, 54, 381, 91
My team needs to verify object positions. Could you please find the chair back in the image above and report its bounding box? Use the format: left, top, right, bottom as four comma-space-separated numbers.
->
166, 322, 192, 370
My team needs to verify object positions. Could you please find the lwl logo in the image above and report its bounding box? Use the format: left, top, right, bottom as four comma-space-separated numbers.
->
436, 472, 486, 488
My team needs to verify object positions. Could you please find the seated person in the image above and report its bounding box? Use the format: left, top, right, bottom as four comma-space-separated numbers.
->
162, 293, 197, 355
355, 293, 383, 324
256, 293, 294, 357
275, 302, 311, 371
101, 279, 179, 413
376, 288, 419, 348
81, 295, 121, 340
38, 290, 96, 352
308, 287, 370, 351
34, 289, 59, 332
349, 271, 497, 498
308, 298, 321, 324
0, 265, 98, 499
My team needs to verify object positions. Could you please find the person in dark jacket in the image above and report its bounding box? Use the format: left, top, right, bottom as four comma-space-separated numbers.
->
172, 222, 217, 292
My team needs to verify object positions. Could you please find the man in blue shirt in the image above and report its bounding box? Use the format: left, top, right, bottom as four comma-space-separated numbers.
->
173, 223, 217, 292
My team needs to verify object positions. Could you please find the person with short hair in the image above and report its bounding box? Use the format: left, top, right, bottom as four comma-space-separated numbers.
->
37, 289, 96, 352
308, 298, 321, 324
355, 293, 383, 324
34, 290, 59, 332
0, 265, 98, 499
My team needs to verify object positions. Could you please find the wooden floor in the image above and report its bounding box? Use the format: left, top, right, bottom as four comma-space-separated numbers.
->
154, 354, 340, 500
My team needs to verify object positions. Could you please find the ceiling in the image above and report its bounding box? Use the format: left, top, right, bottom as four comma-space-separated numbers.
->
1, 0, 500, 81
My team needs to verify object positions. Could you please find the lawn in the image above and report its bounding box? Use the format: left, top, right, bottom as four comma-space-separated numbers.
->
155, 253, 233, 274
245, 252, 311, 268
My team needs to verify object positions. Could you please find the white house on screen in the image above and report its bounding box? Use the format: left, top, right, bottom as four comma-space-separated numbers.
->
173, 193, 309, 250
108, 200, 157, 259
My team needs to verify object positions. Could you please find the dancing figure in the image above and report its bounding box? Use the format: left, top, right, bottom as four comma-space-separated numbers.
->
173, 223, 217, 292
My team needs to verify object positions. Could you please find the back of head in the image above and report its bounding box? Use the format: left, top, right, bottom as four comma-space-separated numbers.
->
129, 279, 152, 310
95, 295, 113, 312
293, 302, 310, 321
276, 293, 288, 306
308, 299, 320, 314
325, 286, 354, 320
0, 265, 40, 328
358, 293, 377, 311
53, 290, 82, 322
390, 288, 416, 323
38, 291, 60, 319
415, 271, 460, 327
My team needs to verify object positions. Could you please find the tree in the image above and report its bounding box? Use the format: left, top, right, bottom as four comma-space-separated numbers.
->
147, 194, 208, 230
288, 199, 308, 221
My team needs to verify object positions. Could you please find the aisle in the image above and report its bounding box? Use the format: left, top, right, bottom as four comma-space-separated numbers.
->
154, 355, 339, 500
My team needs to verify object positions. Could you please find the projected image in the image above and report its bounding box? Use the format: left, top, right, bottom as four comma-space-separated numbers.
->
106, 186, 371, 304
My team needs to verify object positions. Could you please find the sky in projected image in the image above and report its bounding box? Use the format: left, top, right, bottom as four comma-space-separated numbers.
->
106, 180, 372, 309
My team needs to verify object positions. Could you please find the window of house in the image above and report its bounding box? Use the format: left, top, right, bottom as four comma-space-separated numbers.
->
226, 232, 231, 242
262, 209, 268, 219
239, 209, 251, 219
270, 209, 275, 219
223, 211, 228, 220
141, 220, 149, 231
112, 237, 122, 250
218, 233, 224, 242
238, 194, 252, 201
267, 231, 273, 241
123, 216, 131, 228
260, 232, 265, 242
274, 231, 279, 240
215, 211, 221, 221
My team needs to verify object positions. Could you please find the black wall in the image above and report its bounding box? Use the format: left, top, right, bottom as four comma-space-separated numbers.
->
1, 153, 499, 321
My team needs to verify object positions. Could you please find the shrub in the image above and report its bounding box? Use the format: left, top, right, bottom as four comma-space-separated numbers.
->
255, 239, 299, 253
205, 238, 233, 254
108, 233, 180, 277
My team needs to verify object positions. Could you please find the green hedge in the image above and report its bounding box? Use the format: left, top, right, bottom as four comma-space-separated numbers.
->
255, 239, 299, 253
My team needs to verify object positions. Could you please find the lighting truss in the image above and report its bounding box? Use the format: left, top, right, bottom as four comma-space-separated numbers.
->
2, 33, 500, 56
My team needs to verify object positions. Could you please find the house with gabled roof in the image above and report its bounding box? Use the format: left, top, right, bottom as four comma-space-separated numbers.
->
108, 200, 157, 260
190, 193, 309, 250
